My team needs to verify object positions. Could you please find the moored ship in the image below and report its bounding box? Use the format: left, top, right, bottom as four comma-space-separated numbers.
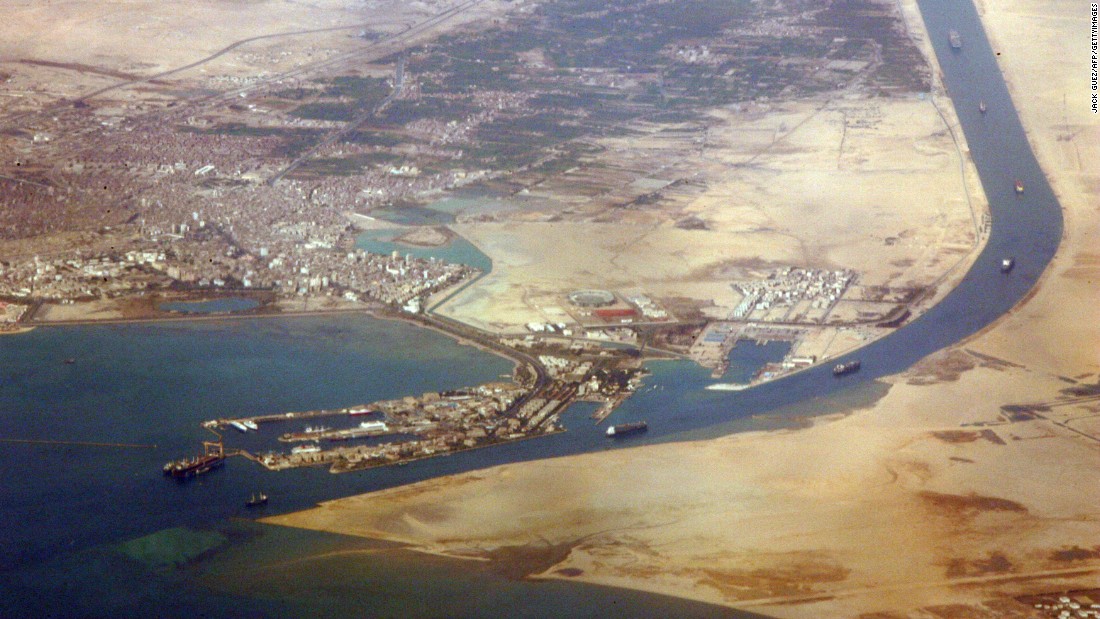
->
949, 30, 962, 49
606, 421, 648, 437
832, 360, 861, 376
164, 440, 225, 479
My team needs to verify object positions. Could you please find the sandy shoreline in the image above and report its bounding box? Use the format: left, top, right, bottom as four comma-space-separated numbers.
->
263, 0, 1100, 616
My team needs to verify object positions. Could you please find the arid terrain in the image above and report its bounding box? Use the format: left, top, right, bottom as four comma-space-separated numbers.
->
266, 0, 1100, 616
2, 0, 980, 352
7, 0, 1095, 615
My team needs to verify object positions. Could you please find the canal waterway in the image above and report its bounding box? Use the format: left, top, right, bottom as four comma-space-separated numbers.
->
0, 0, 1064, 613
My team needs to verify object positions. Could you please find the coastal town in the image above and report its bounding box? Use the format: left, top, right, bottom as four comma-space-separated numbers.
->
6, 0, 1099, 616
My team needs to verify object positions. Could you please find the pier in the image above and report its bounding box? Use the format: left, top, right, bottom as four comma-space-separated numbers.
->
176, 332, 647, 475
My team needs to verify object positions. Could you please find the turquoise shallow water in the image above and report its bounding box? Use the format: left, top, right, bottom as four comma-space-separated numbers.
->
0, 314, 513, 570
3, 521, 762, 618
356, 228, 493, 272
0, 0, 1066, 610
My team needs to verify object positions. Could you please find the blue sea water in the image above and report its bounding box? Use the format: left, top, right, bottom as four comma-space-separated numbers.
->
0, 0, 1066, 611
0, 315, 775, 617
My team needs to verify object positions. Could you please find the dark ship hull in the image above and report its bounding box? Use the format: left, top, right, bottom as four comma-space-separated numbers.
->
606, 421, 648, 437
832, 360, 861, 376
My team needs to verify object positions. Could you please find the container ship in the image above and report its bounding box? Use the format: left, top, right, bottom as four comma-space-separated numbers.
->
606, 421, 648, 437
832, 360, 861, 376
949, 30, 962, 49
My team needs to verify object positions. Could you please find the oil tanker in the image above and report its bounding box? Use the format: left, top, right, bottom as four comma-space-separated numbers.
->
606, 421, 648, 437
163, 453, 225, 478
163, 441, 225, 479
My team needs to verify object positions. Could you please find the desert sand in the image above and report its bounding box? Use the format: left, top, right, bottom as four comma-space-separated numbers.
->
0, 0, 513, 109
266, 0, 1100, 616
445, 93, 983, 331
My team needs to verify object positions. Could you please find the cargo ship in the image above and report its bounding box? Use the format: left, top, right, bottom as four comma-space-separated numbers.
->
1014, 179, 1024, 194
347, 407, 376, 416
229, 421, 248, 433
243, 420, 259, 431
606, 421, 648, 437
949, 30, 962, 49
979, 100, 987, 113
1001, 257, 1015, 273
291, 443, 321, 455
245, 493, 268, 508
163, 445, 225, 479
832, 360, 861, 376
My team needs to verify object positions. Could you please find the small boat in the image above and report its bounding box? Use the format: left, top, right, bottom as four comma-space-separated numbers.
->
949, 30, 962, 49
62, 358, 76, 365
245, 493, 268, 508
1014, 179, 1024, 194
1001, 257, 1015, 273
978, 100, 987, 113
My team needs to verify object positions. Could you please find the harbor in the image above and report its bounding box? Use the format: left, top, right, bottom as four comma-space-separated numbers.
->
168, 330, 649, 475
0, 0, 1078, 613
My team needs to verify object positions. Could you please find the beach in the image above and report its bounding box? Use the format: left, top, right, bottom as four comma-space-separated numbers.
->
265, 0, 1100, 616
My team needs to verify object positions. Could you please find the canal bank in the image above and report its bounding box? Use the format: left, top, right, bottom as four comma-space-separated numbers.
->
0, 0, 1069, 615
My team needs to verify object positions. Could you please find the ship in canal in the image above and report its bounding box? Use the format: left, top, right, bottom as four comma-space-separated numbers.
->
606, 421, 648, 437
833, 360, 861, 376
949, 30, 962, 49
1015, 179, 1025, 194
163, 441, 225, 479
979, 100, 987, 113
1001, 257, 1015, 273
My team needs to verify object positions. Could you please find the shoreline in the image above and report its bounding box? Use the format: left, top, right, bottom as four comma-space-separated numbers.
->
258, 0, 1098, 615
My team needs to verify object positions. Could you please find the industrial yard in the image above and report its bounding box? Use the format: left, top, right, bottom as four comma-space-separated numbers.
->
193, 339, 646, 474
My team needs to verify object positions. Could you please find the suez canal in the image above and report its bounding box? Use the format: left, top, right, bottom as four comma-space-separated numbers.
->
0, 0, 1061, 579
239, 0, 1065, 475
